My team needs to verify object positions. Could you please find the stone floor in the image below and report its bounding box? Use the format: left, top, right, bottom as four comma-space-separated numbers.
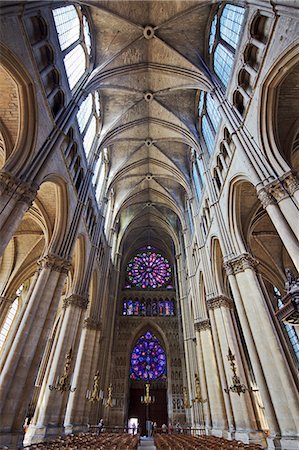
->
137, 436, 157, 450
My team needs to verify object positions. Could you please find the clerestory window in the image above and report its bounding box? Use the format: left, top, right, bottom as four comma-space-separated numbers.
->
198, 91, 221, 155
209, 4, 245, 88
76, 92, 101, 158
53, 5, 92, 90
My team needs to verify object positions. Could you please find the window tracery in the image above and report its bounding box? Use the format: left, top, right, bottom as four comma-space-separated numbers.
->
125, 246, 172, 289
209, 4, 245, 88
52, 5, 91, 90
130, 331, 167, 380
76, 92, 101, 158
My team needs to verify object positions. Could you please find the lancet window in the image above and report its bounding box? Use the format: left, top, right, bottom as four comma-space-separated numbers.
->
209, 4, 245, 88
198, 92, 221, 155
53, 5, 91, 90
122, 297, 175, 317
76, 91, 101, 157
0, 285, 23, 351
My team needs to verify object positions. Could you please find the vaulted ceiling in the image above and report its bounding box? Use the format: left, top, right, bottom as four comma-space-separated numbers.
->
85, 1, 215, 257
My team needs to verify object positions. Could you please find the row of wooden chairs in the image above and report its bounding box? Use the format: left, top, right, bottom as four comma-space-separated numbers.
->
154, 434, 263, 450
22, 432, 139, 450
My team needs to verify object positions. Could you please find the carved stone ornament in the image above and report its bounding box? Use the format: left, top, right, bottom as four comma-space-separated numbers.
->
265, 171, 299, 199
257, 188, 276, 209
83, 317, 101, 330
224, 253, 258, 275
0, 172, 38, 205
63, 294, 89, 310
194, 318, 210, 332
284, 172, 299, 195
37, 254, 71, 274
207, 295, 234, 310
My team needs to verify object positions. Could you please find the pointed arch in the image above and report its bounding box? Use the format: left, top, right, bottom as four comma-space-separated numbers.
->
0, 43, 37, 175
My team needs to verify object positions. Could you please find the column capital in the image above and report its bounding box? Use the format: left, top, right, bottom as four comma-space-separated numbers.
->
194, 318, 210, 332
264, 171, 299, 201
83, 317, 101, 330
63, 293, 89, 310
37, 254, 71, 274
0, 172, 38, 205
207, 295, 234, 310
224, 253, 259, 275
257, 188, 276, 209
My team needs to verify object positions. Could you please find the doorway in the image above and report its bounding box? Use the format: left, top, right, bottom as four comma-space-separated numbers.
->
128, 385, 168, 436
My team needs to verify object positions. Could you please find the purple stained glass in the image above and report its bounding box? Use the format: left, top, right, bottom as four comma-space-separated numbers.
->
130, 331, 167, 380
127, 246, 171, 289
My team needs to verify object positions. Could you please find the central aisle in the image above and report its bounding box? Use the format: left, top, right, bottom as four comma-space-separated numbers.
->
137, 436, 157, 450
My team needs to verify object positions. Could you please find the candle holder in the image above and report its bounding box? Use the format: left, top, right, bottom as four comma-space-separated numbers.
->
104, 383, 116, 408
86, 371, 103, 402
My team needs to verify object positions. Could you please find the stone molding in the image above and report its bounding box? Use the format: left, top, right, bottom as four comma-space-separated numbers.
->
38, 254, 71, 274
207, 295, 234, 310
83, 317, 101, 330
0, 172, 38, 205
63, 293, 89, 310
194, 318, 210, 332
0, 295, 16, 306
224, 253, 258, 275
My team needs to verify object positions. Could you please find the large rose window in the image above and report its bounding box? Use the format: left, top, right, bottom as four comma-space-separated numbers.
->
126, 246, 172, 289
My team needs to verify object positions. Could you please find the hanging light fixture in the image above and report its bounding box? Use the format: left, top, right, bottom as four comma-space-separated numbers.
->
224, 348, 248, 396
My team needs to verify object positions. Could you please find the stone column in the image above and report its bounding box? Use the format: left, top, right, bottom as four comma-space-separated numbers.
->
64, 317, 101, 434
27, 294, 89, 444
266, 172, 299, 241
195, 319, 227, 436
257, 189, 299, 271
0, 172, 38, 257
226, 254, 299, 450
224, 262, 280, 442
208, 296, 260, 444
0, 254, 70, 448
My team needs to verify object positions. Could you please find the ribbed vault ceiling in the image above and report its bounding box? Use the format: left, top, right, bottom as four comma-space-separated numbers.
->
85, 1, 214, 255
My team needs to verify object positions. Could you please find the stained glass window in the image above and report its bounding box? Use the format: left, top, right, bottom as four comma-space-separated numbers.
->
220, 5, 245, 50
130, 331, 167, 380
126, 246, 172, 289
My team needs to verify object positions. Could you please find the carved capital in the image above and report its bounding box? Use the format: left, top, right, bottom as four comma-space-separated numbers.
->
194, 318, 210, 332
0, 172, 38, 205
207, 295, 234, 310
38, 254, 71, 274
257, 188, 276, 209
284, 172, 299, 195
63, 294, 89, 310
224, 253, 258, 275
83, 317, 101, 330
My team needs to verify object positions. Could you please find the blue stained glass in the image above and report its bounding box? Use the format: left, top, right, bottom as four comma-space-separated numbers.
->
206, 93, 221, 132
202, 115, 215, 154
209, 14, 217, 53
130, 331, 167, 380
127, 246, 171, 289
220, 5, 245, 50
214, 43, 234, 87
